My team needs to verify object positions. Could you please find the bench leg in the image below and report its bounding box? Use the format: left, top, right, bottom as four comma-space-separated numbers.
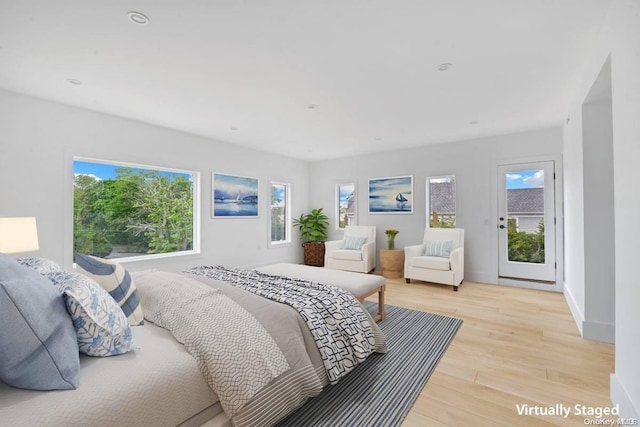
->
378, 286, 386, 321
358, 285, 385, 322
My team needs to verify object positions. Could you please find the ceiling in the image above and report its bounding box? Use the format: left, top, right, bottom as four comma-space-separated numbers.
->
0, 1, 611, 161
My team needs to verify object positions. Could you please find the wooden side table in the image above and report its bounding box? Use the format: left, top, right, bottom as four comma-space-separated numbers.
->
379, 249, 404, 279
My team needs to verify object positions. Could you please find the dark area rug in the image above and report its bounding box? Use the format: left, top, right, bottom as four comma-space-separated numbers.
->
276, 302, 463, 427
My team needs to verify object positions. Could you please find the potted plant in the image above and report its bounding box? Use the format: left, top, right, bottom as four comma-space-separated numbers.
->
293, 208, 330, 266
385, 228, 399, 250
381, 228, 403, 278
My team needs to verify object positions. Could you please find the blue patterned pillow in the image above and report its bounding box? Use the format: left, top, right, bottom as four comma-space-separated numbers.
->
17, 257, 64, 276
423, 240, 453, 258
47, 271, 135, 357
75, 254, 144, 326
343, 235, 368, 250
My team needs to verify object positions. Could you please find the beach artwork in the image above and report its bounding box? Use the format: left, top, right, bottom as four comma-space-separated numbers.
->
368, 175, 413, 214
212, 173, 259, 217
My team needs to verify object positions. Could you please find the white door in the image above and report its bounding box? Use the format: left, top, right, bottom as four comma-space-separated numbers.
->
497, 161, 556, 282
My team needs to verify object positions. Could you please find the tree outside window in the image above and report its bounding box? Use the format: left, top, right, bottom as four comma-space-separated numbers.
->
73, 159, 198, 261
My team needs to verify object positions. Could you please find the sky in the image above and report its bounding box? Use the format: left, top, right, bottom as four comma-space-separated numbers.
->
73, 160, 191, 180
339, 184, 354, 205
506, 169, 544, 189
272, 184, 286, 206
213, 173, 258, 197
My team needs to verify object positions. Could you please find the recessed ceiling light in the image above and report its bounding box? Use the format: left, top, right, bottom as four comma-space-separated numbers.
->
375, 137, 382, 141
307, 104, 318, 109
230, 127, 238, 131
66, 78, 82, 85
469, 120, 479, 125
437, 63, 453, 71
127, 11, 150, 25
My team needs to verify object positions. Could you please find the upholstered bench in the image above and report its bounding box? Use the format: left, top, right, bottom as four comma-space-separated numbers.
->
256, 263, 386, 321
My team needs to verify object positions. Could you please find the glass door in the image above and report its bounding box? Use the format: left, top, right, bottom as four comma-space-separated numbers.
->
497, 161, 556, 282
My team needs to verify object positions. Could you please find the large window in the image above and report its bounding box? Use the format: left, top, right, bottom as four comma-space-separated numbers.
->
335, 182, 357, 229
73, 158, 199, 261
427, 175, 456, 228
269, 181, 291, 245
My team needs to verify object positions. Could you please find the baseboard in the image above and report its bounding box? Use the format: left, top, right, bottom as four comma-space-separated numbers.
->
611, 373, 640, 419
563, 283, 615, 343
497, 277, 560, 291
563, 283, 584, 336
583, 320, 615, 343
464, 271, 495, 284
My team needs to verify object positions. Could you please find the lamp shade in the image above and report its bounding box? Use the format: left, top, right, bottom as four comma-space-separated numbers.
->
0, 217, 40, 254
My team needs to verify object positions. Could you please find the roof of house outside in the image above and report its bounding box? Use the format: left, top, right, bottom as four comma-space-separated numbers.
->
507, 188, 544, 214
429, 183, 544, 215
429, 182, 456, 214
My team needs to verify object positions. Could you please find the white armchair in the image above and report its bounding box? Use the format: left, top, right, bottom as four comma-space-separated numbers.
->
324, 226, 376, 273
404, 228, 464, 291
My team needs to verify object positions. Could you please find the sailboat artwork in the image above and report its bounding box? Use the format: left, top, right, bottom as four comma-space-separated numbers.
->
368, 176, 414, 214
212, 173, 259, 217
395, 193, 408, 202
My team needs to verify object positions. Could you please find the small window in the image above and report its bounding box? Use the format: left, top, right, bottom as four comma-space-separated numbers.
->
73, 158, 199, 261
427, 175, 456, 228
335, 182, 357, 229
270, 181, 291, 245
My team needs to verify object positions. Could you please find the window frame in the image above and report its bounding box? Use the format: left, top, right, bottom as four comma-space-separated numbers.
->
426, 174, 456, 229
72, 156, 200, 263
268, 180, 291, 247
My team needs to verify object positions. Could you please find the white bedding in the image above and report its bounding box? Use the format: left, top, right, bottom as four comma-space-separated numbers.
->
0, 323, 219, 426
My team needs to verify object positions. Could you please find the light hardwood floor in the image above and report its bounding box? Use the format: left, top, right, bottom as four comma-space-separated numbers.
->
367, 278, 615, 427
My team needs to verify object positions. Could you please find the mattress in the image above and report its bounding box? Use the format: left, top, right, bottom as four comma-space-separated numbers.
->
0, 323, 220, 426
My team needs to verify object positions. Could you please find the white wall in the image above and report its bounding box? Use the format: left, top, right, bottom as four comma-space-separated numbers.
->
563, 0, 640, 418
0, 89, 310, 271
584, 97, 616, 342
309, 127, 563, 284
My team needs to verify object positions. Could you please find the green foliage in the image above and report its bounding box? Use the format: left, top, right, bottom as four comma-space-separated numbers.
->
73, 169, 193, 259
292, 208, 329, 242
430, 213, 456, 228
507, 219, 545, 263
271, 205, 286, 241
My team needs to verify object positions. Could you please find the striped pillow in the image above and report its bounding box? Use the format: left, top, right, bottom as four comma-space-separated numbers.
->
343, 235, 368, 250
423, 240, 453, 258
75, 254, 144, 326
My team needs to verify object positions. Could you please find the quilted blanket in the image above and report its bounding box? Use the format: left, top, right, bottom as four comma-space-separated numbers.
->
188, 265, 379, 384
134, 270, 289, 418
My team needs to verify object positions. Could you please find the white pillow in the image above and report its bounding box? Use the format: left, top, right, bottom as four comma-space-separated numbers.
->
424, 240, 453, 258
343, 235, 368, 250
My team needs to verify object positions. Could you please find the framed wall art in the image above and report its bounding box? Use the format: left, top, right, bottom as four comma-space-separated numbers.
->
368, 175, 413, 214
212, 173, 259, 218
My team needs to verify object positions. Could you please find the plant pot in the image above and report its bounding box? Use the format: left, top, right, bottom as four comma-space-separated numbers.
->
302, 242, 325, 267
380, 249, 404, 279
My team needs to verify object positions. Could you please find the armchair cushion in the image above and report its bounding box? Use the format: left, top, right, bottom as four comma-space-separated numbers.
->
410, 256, 451, 271
424, 240, 453, 258
343, 235, 368, 250
326, 249, 364, 262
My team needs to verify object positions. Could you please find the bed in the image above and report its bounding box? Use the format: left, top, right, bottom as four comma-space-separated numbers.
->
0, 262, 386, 427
